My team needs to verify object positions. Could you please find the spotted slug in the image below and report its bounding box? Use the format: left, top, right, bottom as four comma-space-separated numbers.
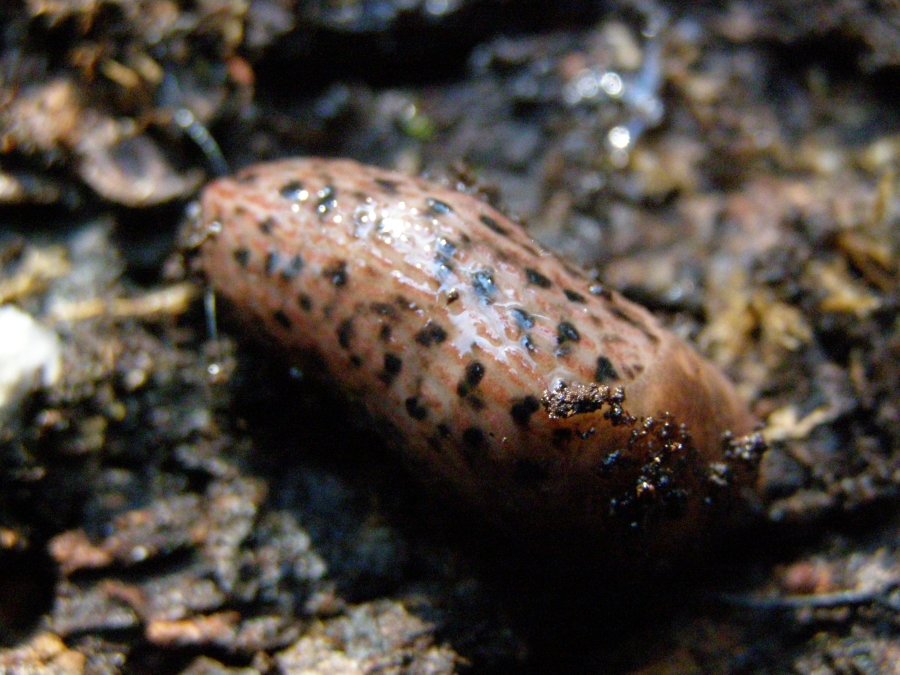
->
191, 158, 762, 562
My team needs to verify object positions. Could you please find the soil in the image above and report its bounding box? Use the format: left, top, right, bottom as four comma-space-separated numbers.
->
1, 1, 897, 672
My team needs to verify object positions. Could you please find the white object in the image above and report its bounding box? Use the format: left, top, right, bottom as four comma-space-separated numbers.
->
0, 305, 62, 418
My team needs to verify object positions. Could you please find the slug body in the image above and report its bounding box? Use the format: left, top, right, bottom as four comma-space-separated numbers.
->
194, 158, 759, 560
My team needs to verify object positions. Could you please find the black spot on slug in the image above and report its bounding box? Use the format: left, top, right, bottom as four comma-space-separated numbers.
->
467, 396, 485, 411
324, 261, 348, 287
233, 248, 250, 268
610, 306, 660, 344
564, 289, 586, 303
427, 198, 453, 216
273, 310, 291, 329
316, 185, 337, 214
405, 396, 428, 421
371, 302, 398, 319
510, 307, 535, 330
264, 250, 280, 276
415, 321, 447, 346
283, 255, 304, 279
471, 269, 498, 303
460, 427, 488, 466
479, 214, 509, 236
466, 361, 485, 387
258, 217, 275, 235
595, 356, 620, 383
298, 294, 313, 312
279, 180, 305, 200
589, 283, 612, 299
435, 262, 453, 282
375, 178, 399, 194
510, 396, 541, 427
526, 268, 552, 288
457, 362, 485, 397
337, 319, 354, 350
434, 238, 457, 280
610, 306, 637, 327
436, 238, 457, 262
265, 249, 304, 280
395, 295, 418, 312
437, 423, 451, 438
557, 321, 581, 344
379, 325, 392, 342
379, 353, 403, 385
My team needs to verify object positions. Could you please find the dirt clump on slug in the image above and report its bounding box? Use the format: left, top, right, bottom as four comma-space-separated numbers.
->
1, 0, 897, 672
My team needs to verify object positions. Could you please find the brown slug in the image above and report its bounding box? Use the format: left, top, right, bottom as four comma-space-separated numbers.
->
190, 157, 763, 563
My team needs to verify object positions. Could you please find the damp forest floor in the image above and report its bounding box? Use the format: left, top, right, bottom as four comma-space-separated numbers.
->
0, 1, 898, 673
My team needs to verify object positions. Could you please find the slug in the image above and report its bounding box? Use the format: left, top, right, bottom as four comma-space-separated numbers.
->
190, 158, 762, 563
